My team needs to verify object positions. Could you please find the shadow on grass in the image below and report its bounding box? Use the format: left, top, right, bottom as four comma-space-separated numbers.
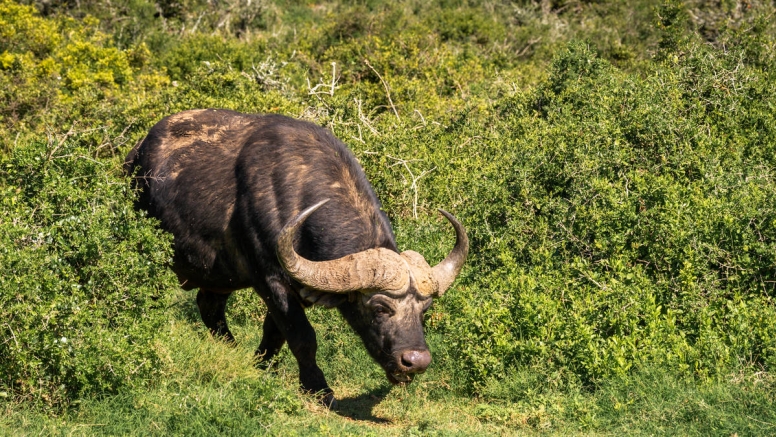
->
335, 385, 393, 423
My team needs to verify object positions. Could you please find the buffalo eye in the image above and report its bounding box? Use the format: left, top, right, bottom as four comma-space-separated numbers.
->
366, 295, 396, 318
373, 304, 393, 317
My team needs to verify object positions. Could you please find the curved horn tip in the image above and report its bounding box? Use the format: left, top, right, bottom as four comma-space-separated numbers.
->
277, 198, 330, 263
437, 209, 468, 243
279, 199, 331, 234
297, 198, 331, 222
437, 208, 457, 223
431, 208, 469, 297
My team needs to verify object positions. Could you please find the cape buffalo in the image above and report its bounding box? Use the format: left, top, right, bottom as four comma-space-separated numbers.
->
124, 109, 468, 407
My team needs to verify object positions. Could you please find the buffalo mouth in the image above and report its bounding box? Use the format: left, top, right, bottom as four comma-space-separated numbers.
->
386, 371, 415, 385
381, 350, 430, 385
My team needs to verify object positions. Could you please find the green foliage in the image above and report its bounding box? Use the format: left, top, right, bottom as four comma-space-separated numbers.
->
432, 40, 776, 388
655, 0, 689, 58
3, 0, 776, 432
0, 132, 178, 407
0, 0, 168, 147
0, 5, 179, 402
0, 0, 58, 55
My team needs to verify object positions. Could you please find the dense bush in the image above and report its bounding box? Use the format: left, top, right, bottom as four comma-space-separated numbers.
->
433, 39, 776, 388
0, 1, 177, 407
0, 133, 178, 406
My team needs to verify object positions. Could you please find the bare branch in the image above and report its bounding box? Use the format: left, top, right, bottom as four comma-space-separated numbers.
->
364, 59, 401, 122
307, 62, 338, 96
354, 98, 380, 137
386, 155, 435, 218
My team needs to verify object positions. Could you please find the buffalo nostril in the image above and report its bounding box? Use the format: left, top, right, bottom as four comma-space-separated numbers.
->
400, 350, 432, 372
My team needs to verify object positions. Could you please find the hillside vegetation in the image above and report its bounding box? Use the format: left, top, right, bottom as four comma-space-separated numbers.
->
2, 0, 776, 434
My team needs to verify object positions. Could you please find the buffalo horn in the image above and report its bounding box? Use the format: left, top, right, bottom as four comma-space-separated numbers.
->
430, 209, 469, 297
276, 200, 409, 294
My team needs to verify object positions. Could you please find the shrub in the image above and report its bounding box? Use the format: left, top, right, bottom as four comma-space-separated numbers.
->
427, 39, 776, 389
0, 132, 178, 408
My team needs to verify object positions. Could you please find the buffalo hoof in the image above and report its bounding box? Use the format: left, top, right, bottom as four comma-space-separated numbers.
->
320, 392, 338, 410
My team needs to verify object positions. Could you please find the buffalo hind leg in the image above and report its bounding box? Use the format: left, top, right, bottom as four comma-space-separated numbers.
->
262, 278, 336, 409
255, 314, 285, 368
196, 289, 235, 343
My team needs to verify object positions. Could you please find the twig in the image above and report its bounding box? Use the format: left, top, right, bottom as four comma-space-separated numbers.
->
413, 109, 426, 126
387, 155, 435, 218
517, 37, 542, 57
412, 109, 427, 130
580, 271, 607, 291
354, 98, 380, 136
46, 124, 76, 164
746, 415, 776, 428
350, 124, 365, 144
96, 120, 135, 155
215, 12, 233, 32
307, 62, 338, 96
190, 12, 205, 34
3, 324, 19, 349
248, 56, 288, 90
364, 59, 401, 122
130, 359, 148, 375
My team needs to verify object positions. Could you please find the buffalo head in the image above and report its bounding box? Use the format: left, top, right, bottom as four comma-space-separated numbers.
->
277, 199, 468, 385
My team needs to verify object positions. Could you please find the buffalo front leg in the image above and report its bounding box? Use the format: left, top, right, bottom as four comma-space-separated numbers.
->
262, 278, 336, 409
255, 314, 286, 368
196, 289, 235, 343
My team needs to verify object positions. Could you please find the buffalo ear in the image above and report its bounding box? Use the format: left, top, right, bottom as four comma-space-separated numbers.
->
298, 287, 348, 308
